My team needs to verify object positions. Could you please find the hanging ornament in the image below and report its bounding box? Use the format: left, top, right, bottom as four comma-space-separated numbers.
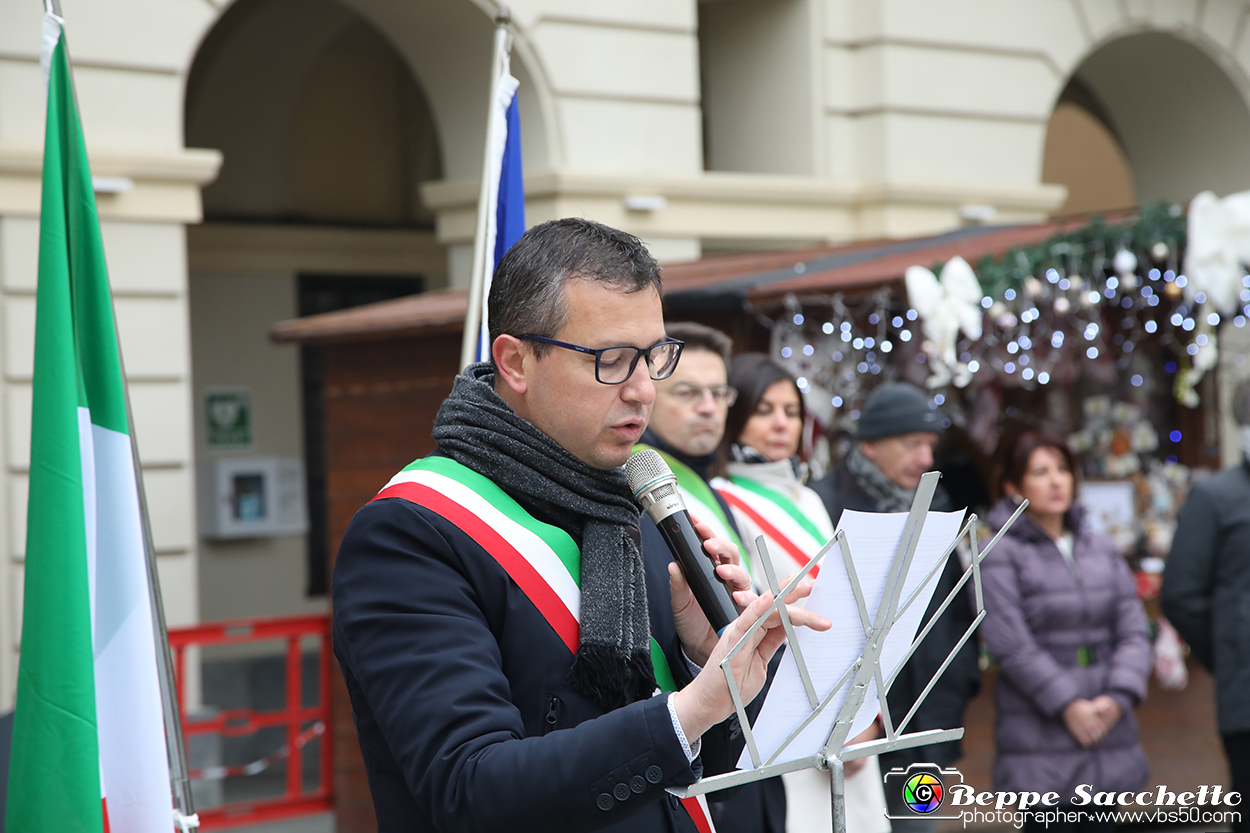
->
1165, 280, 1183, 300
1184, 189, 1250, 314
1024, 277, 1043, 299
1151, 241, 1171, 262
1114, 249, 1138, 277
904, 256, 983, 389
1120, 272, 1138, 291
1053, 296, 1071, 315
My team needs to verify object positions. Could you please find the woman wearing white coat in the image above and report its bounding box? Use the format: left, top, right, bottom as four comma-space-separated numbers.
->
713, 353, 890, 833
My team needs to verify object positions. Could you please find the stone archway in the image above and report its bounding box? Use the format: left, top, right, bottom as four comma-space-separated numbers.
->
185, 0, 445, 226
1043, 29, 1250, 213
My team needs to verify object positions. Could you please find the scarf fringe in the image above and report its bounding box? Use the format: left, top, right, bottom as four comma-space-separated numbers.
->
566, 645, 658, 711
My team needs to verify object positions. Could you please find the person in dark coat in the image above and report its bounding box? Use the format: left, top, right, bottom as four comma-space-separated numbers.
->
982, 432, 1151, 832
808, 381, 980, 832
332, 218, 831, 832
1161, 449, 1250, 833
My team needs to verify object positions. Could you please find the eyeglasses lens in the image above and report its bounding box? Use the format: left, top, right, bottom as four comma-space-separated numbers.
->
596, 347, 635, 383
649, 342, 682, 379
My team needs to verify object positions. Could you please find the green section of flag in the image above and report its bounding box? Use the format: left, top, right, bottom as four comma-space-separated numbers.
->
6, 28, 106, 833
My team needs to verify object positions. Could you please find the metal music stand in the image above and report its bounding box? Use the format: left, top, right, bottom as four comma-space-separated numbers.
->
667, 472, 1026, 832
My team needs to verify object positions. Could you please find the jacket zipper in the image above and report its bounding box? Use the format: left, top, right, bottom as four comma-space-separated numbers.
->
543, 695, 561, 734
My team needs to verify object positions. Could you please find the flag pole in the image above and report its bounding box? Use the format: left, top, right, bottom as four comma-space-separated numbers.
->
459, 5, 513, 371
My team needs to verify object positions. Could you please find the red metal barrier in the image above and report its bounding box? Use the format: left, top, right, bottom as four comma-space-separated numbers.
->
168, 614, 334, 829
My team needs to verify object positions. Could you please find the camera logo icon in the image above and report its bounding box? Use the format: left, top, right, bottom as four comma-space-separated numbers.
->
903, 771, 944, 813
883, 763, 964, 820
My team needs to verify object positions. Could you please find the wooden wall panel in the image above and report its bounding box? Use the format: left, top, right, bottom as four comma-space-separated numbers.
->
320, 334, 459, 833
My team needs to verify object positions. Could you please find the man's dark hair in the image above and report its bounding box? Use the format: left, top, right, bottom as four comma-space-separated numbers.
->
487, 218, 662, 359
665, 321, 732, 367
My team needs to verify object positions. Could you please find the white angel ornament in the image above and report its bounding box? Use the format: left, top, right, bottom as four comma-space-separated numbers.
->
1185, 189, 1250, 314
905, 256, 984, 388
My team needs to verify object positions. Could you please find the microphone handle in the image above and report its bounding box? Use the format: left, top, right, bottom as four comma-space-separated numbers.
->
654, 508, 741, 634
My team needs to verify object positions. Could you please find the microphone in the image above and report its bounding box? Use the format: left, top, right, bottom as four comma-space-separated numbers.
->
625, 449, 741, 634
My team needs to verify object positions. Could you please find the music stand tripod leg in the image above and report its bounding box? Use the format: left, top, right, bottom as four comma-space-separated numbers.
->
830, 757, 846, 833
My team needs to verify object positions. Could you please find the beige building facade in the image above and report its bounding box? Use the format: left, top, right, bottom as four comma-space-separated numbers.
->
2, 0, 1250, 712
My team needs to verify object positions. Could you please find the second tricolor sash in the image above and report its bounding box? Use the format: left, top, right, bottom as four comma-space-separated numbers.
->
713, 475, 833, 579
372, 456, 716, 833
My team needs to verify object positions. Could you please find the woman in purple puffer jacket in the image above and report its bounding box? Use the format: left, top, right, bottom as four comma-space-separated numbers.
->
982, 432, 1151, 831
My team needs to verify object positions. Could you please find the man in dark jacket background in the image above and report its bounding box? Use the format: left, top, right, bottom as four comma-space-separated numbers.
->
1162, 440, 1250, 833
809, 381, 981, 832
638, 320, 787, 833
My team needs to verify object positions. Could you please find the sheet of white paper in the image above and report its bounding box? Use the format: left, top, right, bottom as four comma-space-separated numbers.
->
739, 508, 966, 769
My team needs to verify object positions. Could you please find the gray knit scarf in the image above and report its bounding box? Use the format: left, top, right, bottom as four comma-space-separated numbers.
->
432, 363, 656, 711
847, 446, 915, 512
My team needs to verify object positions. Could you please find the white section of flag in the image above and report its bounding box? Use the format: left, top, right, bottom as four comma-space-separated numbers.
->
88, 419, 173, 832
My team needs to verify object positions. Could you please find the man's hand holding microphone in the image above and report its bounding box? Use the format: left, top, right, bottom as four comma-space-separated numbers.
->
626, 448, 831, 745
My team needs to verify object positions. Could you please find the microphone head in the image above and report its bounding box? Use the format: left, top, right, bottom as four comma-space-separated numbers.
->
625, 448, 674, 499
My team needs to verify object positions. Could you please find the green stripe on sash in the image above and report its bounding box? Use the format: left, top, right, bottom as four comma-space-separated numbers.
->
728, 474, 825, 543
404, 456, 581, 582
400, 456, 682, 692
650, 639, 678, 693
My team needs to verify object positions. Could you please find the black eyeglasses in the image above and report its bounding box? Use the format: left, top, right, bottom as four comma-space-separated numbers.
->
520, 335, 685, 384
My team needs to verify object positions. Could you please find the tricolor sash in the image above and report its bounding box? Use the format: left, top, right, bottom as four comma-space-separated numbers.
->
373, 456, 716, 833
712, 475, 833, 579
633, 444, 750, 576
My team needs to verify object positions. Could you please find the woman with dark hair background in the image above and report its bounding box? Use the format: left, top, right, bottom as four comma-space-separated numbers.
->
713, 353, 889, 833
712, 354, 834, 585
982, 431, 1151, 832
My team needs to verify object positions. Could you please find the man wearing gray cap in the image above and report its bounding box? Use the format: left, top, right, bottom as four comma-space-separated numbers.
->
809, 381, 980, 832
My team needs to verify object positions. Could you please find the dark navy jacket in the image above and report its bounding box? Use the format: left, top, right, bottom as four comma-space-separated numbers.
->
333, 490, 734, 832
1162, 460, 1250, 735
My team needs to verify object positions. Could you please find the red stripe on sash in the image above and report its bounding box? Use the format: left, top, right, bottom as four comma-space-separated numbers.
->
717, 490, 819, 578
681, 797, 715, 833
375, 481, 580, 654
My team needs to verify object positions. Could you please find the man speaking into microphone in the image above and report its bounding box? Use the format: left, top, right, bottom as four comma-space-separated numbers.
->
332, 217, 829, 833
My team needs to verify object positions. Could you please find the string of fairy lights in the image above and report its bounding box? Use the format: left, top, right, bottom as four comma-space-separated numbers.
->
767, 203, 1244, 459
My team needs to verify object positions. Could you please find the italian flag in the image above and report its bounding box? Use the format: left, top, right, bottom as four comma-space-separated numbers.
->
5, 14, 175, 833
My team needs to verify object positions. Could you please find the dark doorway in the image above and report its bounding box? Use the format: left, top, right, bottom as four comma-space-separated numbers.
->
298, 274, 424, 596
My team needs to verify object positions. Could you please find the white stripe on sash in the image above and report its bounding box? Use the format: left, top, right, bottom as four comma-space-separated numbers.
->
383, 469, 581, 621
715, 480, 828, 554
